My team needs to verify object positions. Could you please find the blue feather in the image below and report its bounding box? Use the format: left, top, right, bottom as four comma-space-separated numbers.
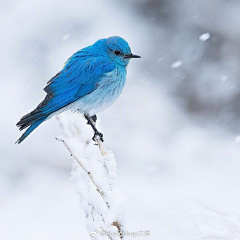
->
16, 117, 47, 144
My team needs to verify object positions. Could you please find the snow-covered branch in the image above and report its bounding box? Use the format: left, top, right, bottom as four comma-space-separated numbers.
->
56, 113, 127, 239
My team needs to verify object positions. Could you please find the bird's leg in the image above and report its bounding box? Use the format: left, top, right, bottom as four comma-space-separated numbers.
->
92, 115, 97, 123
84, 114, 104, 142
84, 114, 97, 124
84, 114, 91, 125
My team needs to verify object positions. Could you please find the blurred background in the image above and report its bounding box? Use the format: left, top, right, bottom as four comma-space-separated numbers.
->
1, 0, 240, 239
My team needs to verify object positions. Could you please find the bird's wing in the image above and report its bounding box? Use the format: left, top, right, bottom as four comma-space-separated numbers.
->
16, 50, 115, 143
34, 55, 115, 118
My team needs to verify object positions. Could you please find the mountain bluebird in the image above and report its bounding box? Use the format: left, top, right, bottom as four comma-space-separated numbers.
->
16, 36, 141, 144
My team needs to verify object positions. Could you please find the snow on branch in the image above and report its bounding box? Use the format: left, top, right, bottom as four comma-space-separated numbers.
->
56, 113, 127, 239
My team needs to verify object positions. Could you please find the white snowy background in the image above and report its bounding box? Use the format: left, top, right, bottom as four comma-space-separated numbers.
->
1, 0, 240, 239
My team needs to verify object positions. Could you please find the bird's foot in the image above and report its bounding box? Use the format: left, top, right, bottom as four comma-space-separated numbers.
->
84, 114, 103, 142
92, 115, 97, 123
92, 131, 104, 142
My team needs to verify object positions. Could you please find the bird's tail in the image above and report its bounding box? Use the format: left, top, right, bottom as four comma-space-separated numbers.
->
16, 114, 48, 144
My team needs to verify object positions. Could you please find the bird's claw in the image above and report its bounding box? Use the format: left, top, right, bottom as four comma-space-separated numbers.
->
92, 131, 104, 142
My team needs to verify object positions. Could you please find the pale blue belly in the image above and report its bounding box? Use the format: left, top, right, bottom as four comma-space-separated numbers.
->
69, 67, 127, 116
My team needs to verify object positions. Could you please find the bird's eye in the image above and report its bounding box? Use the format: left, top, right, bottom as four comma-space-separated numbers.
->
114, 50, 121, 55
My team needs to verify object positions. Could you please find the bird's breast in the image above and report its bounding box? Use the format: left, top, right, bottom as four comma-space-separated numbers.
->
71, 67, 127, 116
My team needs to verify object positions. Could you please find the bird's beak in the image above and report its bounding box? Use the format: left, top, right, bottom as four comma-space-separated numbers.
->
125, 53, 141, 59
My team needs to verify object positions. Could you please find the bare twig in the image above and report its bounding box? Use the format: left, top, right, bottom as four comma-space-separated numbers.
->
112, 221, 124, 239
55, 137, 109, 207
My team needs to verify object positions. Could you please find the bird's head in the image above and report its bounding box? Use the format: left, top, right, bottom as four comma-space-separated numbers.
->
105, 36, 141, 66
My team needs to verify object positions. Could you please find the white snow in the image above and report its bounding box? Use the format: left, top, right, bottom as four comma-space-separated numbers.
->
57, 113, 127, 239
62, 34, 70, 41
233, 135, 240, 144
171, 60, 183, 68
194, 14, 199, 19
199, 32, 210, 41
221, 75, 228, 82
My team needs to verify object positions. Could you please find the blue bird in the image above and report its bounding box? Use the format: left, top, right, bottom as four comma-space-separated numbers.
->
16, 36, 141, 144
